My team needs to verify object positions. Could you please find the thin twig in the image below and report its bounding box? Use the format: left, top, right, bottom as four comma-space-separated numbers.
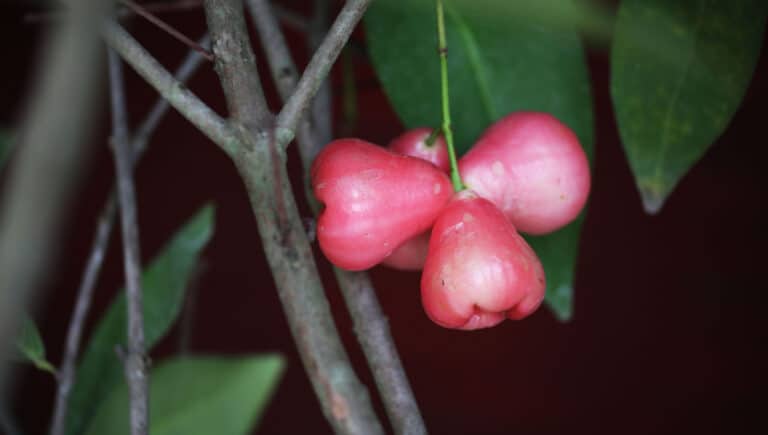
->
26, 0, 307, 31
48, 204, 115, 435
0, 0, 109, 396
120, 0, 214, 61
47, 37, 209, 435
248, 1, 426, 433
307, 0, 333, 153
103, 22, 238, 156
276, 0, 372, 138
132, 33, 212, 156
108, 49, 149, 435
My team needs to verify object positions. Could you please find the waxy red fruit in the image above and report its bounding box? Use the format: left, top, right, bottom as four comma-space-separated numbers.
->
380, 232, 430, 271
421, 191, 546, 330
459, 112, 590, 235
312, 139, 453, 271
382, 128, 449, 270
387, 127, 450, 172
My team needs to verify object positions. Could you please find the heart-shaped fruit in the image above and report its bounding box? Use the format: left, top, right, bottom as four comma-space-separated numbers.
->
421, 190, 546, 330
459, 112, 590, 235
312, 138, 453, 271
387, 127, 450, 172
382, 128, 449, 270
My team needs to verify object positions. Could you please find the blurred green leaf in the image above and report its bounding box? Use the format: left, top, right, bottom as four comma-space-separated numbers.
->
84, 354, 285, 435
611, 0, 766, 213
14, 315, 56, 374
366, 0, 594, 320
67, 205, 215, 435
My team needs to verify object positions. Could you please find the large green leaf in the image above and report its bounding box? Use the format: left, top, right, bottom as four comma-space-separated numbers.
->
84, 354, 285, 435
611, 0, 766, 213
366, 0, 594, 320
67, 205, 215, 435
14, 314, 56, 374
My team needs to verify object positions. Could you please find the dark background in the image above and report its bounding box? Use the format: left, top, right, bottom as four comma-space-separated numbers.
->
2, 1, 767, 434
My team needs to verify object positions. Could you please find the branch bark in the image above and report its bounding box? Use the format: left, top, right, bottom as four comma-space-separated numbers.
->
0, 0, 111, 397
276, 0, 372, 137
205, 1, 383, 433
103, 22, 238, 156
248, 2, 426, 433
107, 49, 148, 435
48, 38, 209, 435
203, 0, 271, 130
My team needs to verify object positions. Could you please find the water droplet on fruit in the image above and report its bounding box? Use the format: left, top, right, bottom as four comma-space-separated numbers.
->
462, 213, 474, 223
434, 183, 442, 194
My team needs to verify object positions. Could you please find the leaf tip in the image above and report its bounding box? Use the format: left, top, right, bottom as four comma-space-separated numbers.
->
546, 284, 573, 322
639, 182, 668, 215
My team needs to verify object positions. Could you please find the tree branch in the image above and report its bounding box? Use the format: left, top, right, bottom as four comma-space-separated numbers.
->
120, 0, 214, 61
107, 49, 148, 435
276, 0, 372, 137
248, 2, 426, 433
307, 0, 333, 152
203, 0, 272, 130
205, 1, 383, 433
102, 22, 238, 156
233, 147, 383, 435
48, 39, 209, 435
131, 34, 212, 157
334, 270, 426, 435
0, 0, 110, 397
48, 203, 115, 435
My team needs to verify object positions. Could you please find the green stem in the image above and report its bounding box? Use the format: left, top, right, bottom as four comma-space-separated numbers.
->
424, 127, 441, 147
436, 0, 464, 192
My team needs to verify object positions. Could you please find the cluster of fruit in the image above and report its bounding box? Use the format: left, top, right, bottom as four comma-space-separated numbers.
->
311, 112, 590, 330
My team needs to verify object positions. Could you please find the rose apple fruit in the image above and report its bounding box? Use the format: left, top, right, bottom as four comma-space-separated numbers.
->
312, 138, 453, 271
421, 190, 546, 330
380, 232, 430, 271
387, 127, 450, 172
459, 112, 590, 235
382, 128, 450, 270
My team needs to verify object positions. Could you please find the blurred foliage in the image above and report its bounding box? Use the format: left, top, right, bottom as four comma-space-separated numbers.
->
67, 205, 215, 435
84, 355, 285, 435
13, 314, 55, 374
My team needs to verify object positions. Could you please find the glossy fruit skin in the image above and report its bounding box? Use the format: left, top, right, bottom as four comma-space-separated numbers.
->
312, 138, 453, 271
381, 128, 449, 270
387, 127, 450, 172
421, 191, 546, 330
459, 112, 590, 235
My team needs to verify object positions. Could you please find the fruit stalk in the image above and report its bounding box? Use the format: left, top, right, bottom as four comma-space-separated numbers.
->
436, 0, 464, 192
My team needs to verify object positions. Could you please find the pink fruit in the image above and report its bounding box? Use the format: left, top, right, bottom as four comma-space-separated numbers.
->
387, 127, 450, 172
421, 190, 546, 330
380, 232, 430, 271
459, 112, 590, 235
382, 128, 449, 270
312, 139, 453, 271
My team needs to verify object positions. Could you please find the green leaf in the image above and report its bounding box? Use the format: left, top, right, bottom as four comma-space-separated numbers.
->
14, 315, 56, 374
611, 0, 767, 213
67, 205, 216, 435
366, 0, 594, 320
84, 354, 285, 435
